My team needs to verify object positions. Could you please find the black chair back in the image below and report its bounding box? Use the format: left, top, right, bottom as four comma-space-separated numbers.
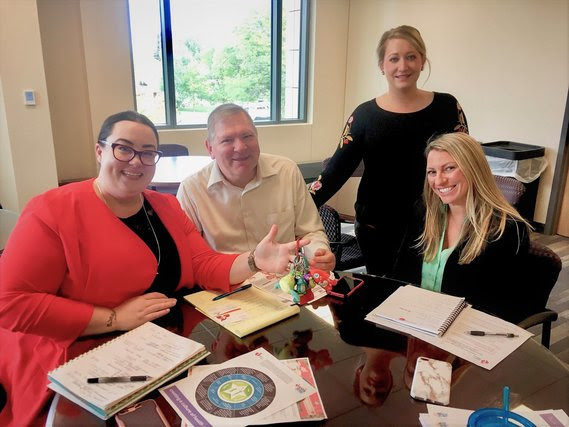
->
494, 175, 525, 207
318, 204, 365, 271
517, 241, 561, 348
160, 144, 189, 157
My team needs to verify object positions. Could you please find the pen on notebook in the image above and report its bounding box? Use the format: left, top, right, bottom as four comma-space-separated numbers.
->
212, 283, 252, 301
468, 331, 518, 338
87, 375, 151, 384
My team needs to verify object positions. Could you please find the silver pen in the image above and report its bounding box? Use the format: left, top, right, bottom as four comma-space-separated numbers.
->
87, 375, 152, 383
468, 330, 518, 338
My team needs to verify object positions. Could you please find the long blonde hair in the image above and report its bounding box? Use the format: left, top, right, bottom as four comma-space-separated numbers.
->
418, 133, 530, 264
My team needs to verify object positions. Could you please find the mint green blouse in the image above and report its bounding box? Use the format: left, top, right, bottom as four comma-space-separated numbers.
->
421, 220, 455, 293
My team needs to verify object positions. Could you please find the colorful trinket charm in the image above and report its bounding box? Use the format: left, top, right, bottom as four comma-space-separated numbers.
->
276, 240, 315, 303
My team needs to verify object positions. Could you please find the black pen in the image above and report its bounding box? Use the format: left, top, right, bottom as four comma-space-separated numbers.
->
87, 375, 152, 384
468, 331, 518, 338
212, 283, 252, 301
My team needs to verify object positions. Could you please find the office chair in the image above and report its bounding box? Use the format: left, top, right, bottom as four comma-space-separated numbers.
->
494, 175, 525, 207
516, 241, 561, 348
0, 208, 19, 257
159, 144, 189, 157
318, 204, 365, 271
0, 384, 4, 413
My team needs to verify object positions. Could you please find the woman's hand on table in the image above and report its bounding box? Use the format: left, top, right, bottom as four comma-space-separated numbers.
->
114, 292, 177, 330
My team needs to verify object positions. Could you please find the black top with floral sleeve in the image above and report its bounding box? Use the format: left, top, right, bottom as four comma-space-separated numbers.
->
310, 92, 468, 228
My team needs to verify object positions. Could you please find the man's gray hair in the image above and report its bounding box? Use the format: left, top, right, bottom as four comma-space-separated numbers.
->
207, 103, 256, 141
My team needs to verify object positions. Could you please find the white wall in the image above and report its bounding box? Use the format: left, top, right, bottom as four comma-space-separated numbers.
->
343, 0, 569, 223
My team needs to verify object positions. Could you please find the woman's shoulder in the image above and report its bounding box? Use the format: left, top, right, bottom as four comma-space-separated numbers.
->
27, 179, 94, 210
432, 92, 461, 106
504, 216, 530, 239
144, 189, 180, 210
488, 215, 530, 254
351, 99, 380, 116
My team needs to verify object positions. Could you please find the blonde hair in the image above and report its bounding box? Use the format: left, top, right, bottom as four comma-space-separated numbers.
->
376, 25, 430, 76
419, 133, 530, 264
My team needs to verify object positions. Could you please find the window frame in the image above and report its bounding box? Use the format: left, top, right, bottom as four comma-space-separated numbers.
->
128, 0, 310, 129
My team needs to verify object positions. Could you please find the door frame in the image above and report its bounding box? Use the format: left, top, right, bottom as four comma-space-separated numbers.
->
545, 89, 569, 234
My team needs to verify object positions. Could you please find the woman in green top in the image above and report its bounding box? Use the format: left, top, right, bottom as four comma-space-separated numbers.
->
393, 133, 532, 323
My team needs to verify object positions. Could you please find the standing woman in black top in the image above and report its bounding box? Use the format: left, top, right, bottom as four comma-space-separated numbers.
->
310, 25, 468, 276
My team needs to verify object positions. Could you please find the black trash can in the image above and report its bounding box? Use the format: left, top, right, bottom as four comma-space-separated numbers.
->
482, 141, 546, 221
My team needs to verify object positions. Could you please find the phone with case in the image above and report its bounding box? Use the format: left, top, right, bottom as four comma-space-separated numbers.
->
327, 275, 364, 299
410, 357, 452, 406
115, 399, 170, 427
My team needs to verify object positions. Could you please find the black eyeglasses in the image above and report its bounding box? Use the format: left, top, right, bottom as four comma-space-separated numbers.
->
98, 140, 163, 166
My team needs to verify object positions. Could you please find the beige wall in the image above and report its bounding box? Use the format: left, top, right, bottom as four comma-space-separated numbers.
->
0, 0, 58, 212
38, 0, 96, 181
2, 0, 567, 225
342, 0, 569, 223
77, 0, 349, 164
29, 0, 348, 187
80, 0, 135, 142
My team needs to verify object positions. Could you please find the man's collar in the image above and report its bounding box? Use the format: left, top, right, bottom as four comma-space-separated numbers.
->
207, 153, 277, 190
207, 161, 226, 189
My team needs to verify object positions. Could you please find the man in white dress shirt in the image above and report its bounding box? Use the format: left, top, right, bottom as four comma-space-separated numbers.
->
177, 103, 335, 271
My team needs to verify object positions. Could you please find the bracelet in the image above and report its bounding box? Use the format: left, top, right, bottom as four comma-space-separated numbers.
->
248, 248, 260, 272
106, 309, 117, 328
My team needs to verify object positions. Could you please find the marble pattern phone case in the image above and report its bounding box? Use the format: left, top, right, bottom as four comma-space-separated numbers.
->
410, 357, 452, 406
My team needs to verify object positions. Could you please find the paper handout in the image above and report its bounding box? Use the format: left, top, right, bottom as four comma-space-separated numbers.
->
185, 287, 300, 338
367, 304, 532, 370
160, 348, 317, 426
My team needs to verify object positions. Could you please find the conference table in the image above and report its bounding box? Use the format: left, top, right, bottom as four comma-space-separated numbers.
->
149, 155, 324, 194
150, 155, 213, 194
49, 274, 569, 425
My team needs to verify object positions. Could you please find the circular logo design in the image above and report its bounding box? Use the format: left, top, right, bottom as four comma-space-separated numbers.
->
195, 367, 276, 418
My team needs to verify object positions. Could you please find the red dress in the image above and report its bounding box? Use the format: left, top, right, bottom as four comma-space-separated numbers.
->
0, 179, 237, 425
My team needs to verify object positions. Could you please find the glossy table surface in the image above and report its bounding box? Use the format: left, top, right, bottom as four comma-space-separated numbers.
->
152, 156, 212, 184
50, 275, 569, 426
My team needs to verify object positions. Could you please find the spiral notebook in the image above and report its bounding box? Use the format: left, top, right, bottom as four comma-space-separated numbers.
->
47, 321, 209, 420
366, 285, 467, 337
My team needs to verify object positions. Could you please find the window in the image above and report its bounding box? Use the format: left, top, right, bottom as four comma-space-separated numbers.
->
128, 0, 309, 127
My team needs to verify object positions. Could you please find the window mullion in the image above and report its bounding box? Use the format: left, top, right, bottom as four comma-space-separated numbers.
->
271, 0, 282, 122
298, 0, 309, 121
160, 0, 177, 126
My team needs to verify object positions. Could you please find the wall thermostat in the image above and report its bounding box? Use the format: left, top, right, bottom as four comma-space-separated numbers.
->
23, 90, 36, 106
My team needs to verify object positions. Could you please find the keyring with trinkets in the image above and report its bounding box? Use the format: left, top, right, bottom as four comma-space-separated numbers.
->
276, 240, 316, 304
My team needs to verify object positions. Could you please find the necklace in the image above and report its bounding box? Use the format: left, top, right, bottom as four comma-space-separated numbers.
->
95, 180, 161, 273
141, 199, 161, 273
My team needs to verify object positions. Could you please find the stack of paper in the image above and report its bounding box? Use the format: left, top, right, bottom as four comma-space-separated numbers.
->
420, 403, 568, 426
366, 291, 532, 370
366, 285, 467, 336
48, 322, 210, 419
160, 348, 326, 426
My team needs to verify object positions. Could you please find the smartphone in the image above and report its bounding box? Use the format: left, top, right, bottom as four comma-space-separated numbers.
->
410, 357, 452, 406
115, 399, 170, 427
327, 275, 364, 299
